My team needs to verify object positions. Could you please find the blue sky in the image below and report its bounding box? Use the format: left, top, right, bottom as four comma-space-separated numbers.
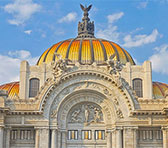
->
0, 0, 168, 84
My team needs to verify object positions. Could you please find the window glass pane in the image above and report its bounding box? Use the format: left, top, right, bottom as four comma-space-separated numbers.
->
67, 130, 78, 140
133, 78, 143, 97
29, 78, 40, 97
95, 130, 105, 140
81, 130, 92, 140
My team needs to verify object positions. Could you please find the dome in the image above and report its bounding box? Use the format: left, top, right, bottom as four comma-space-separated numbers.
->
37, 5, 135, 66
37, 38, 135, 66
0, 82, 19, 99
153, 82, 168, 99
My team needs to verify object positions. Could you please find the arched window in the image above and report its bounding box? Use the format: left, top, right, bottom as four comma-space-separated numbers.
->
133, 78, 143, 97
29, 78, 40, 97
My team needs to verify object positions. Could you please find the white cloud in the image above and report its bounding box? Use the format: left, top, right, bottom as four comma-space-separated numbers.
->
107, 12, 124, 24
0, 50, 38, 84
149, 44, 168, 75
123, 29, 159, 48
58, 12, 77, 23
96, 12, 124, 42
4, 0, 41, 26
24, 30, 32, 35
137, 1, 148, 9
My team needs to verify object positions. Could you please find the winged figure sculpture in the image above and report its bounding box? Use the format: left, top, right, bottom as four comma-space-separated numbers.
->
80, 4, 92, 13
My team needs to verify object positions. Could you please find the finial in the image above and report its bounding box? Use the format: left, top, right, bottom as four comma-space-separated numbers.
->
77, 4, 95, 38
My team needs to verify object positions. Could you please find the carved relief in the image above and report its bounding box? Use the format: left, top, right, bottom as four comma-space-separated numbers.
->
51, 109, 58, 118
107, 54, 123, 76
116, 108, 123, 118
114, 98, 119, 105
103, 89, 112, 96
68, 102, 103, 124
51, 53, 71, 80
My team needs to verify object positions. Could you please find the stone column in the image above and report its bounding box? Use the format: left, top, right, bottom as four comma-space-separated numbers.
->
123, 127, 137, 148
162, 127, 168, 148
106, 130, 112, 148
112, 129, 116, 148
0, 127, 4, 148
5, 128, 10, 148
35, 129, 40, 148
61, 130, 67, 148
39, 128, 49, 148
57, 130, 61, 148
51, 129, 57, 148
116, 127, 122, 148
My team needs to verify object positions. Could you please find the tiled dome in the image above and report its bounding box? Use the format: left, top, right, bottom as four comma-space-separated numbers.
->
0, 82, 19, 99
153, 82, 168, 99
37, 38, 135, 66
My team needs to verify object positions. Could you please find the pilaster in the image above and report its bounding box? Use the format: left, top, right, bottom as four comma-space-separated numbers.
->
19, 60, 29, 99
123, 126, 137, 148
35, 129, 39, 148
35, 127, 49, 148
61, 130, 67, 148
51, 128, 58, 148
5, 128, 11, 148
116, 127, 123, 148
0, 127, 4, 148
162, 127, 168, 148
106, 129, 112, 148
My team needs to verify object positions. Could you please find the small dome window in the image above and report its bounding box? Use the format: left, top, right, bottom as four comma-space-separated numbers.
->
29, 78, 40, 98
133, 78, 143, 97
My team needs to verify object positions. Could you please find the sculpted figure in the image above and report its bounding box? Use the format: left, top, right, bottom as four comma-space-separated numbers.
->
80, 4, 92, 16
52, 53, 71, 80
107, 53, 123, 76
85, 105, 89, 123
71, 109, 81, 122
94, 107, 101, 122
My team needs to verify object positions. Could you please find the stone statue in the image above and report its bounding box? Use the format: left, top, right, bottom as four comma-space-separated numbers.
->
78, 4, 94, 38
80, 4, 92, 16
85, 105, 89, 123
94, 107, 101, 122
107, 53, 123, 75
52, 53, 71, 80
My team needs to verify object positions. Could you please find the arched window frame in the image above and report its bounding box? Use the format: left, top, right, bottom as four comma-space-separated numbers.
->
29, 78, 40, 98
133, 78, 143, 97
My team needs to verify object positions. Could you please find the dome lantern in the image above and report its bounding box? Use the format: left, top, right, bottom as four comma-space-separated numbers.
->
77, 4, 95, 38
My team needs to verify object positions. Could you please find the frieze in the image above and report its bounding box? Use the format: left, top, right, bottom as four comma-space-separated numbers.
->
68, 102, 103, 124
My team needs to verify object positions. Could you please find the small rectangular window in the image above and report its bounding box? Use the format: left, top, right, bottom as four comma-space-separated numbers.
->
68, 130, 78, 140
81, 130, 92, 140
133, 78, 143, 97
155, 130, 163, 140
95, 130, 105, 140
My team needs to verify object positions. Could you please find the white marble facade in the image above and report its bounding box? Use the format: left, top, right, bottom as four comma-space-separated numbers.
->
0, 60, 168, 148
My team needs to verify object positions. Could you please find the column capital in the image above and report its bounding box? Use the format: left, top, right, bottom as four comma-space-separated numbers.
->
162, 126, 168, 131
34, 126, 49, 130
60, 129, 67, 133
115, 126, 123, 130
50, 125, 58, 130
123, 126, 138, 130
